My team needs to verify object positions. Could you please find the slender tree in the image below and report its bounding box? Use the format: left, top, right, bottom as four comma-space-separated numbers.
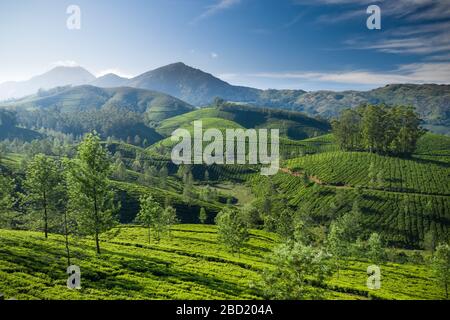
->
66, 132, 118, 254
367, 232, 385, 264
199, 207, 208, 224
136, 194, 163, 243
163, 205, 178, 238
23, 154, 61, 239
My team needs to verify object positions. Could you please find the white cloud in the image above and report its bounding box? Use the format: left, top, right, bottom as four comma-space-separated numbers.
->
50, 60, 79, 67
192, 0, 241, 24
210, 52, 219, 59
241, 62, 450, 86
95, 68, 133, 79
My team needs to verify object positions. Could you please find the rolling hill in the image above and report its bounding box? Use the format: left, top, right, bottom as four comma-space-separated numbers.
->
0, 85, 194, 143
2, 85, 193, 119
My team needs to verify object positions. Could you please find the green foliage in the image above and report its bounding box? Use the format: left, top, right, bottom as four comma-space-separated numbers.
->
0, 174, 15, 228
66, 132, 118, 254
432, 243, 450, 299
367, 233, 385, 264
215, 207, 249, 255
136, 194, 164, 242
199, 207, 207, 224
260, 242, 333, 299
22, 154, 64, 238
332, 105, 424, 156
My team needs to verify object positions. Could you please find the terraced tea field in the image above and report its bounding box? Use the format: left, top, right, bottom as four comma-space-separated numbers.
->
0, 226, 443, 300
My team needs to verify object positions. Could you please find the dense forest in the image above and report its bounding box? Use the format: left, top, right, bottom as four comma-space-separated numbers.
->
332, 104, 424, 156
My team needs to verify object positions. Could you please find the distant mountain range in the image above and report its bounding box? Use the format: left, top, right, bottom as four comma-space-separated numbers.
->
0, 63, 448, 134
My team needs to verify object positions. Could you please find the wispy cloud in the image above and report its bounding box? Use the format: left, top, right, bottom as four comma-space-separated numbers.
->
210, 52, 219, 59
307, 0, 450, 58
223, 62, 450, 88
50, 60, 79, 68
191, 0, 241, 24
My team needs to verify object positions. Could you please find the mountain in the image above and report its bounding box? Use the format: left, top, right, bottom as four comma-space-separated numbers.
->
0, 66, 96, 101
124, 63, 449, 134
1, 63, 448, 134
126, 62, 261, 106
90, 73, 128, 87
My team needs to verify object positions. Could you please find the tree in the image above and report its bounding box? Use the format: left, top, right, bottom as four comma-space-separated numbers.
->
199, 207, 208, 224
163, 205, 178, 238
367, 232, 385, 264
240, 204, 260, 228
22, 154, 62, 239
331, 109, 362, 151
0, 174, 15, 228
215, 207, 249, 256
332, 104, 424, 156
260, 242, 333, 299
432, 244, 450, 300
136, 194, 163, 243
113, 158, 127, 180
326, 222, 347, 277
66, 132, 118, 254
276, 206, 295, 241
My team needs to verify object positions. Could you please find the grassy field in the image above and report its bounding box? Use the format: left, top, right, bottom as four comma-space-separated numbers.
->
0, 225, 444, 300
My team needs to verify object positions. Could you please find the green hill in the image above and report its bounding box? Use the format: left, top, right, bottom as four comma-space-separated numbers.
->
0, 85, 195, 143
3, 85, 193, 121
156, 103, 330, 140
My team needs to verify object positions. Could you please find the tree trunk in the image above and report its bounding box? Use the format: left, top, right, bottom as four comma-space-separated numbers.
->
93, 189, 101, 254
43, 191, 48, 239
148, 226, 151, 243
64, 211, 71, 266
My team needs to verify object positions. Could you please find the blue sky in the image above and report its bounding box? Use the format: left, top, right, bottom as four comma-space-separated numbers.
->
0, 0, 449, 91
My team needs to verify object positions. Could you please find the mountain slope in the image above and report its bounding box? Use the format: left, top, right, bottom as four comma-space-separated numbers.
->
126, 62, 261, 106
2, 85, 194, 121
90, 73, 128, 87
156, 102, 330, 139
0, 66, 96, 101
